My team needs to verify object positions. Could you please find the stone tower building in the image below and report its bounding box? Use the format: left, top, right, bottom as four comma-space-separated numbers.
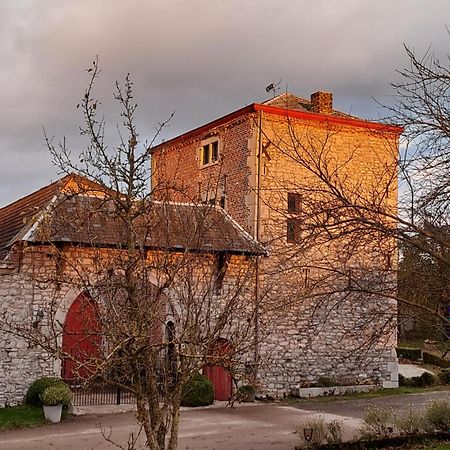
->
150, 92, 402, 396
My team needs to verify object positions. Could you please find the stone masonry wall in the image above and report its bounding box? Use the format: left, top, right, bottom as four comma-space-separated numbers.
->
0, 243, 257, 405
0, 247, 68, 405
255, 114, 399, 397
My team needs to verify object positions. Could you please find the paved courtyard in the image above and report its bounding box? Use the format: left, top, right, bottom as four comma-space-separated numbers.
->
0, 390, 449, 450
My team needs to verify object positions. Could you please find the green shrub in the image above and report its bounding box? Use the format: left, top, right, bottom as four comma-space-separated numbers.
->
423, 351, 450, 368
399, 372, 437, 387
181, 373, 214, 407
439, 369, 450, 385
416, 371, 437, 387
317, 376, 335, 387
237, 385, 256, 402
424, 399, 450, 431
359, 406, 397, 439
25, 377, 68, 406
396, 347, 422, 361
41, 385, 72, 407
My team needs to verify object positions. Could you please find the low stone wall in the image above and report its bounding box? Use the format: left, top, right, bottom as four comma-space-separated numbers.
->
292, 384, 377, 398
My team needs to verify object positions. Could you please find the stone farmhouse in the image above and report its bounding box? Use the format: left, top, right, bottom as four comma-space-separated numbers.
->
0, 90, 402, 405
151, 91, 403, 396
0, 175, 265, 405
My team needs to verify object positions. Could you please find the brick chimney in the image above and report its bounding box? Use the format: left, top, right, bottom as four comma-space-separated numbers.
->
310, 91, 333, 114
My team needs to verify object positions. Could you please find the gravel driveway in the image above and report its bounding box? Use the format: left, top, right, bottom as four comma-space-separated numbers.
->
0, 389, 449, 450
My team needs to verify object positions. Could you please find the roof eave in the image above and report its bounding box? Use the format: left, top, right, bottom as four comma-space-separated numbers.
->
149, 103, 403, 153
149, 104, 257, 153
254, 104, 404, 134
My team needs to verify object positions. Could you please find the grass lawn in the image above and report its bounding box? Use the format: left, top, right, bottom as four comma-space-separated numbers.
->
283, 385, 450, 404
0, 404, 46, 431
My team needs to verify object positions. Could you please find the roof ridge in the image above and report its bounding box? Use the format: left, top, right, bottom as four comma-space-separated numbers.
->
261, 92, 310, 106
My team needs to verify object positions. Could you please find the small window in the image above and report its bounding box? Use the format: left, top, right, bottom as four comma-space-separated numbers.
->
212, 141, 219, 162
288, 193, 301, 214
202, 144, 211, 165
287, 218, 301, 243
302, 268, 310, 288
385, 252, 392, 270
201, 139, 219, 166
214, 253, 230, 294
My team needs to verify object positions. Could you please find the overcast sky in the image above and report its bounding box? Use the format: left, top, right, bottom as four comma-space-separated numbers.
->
1, 0, 449, 207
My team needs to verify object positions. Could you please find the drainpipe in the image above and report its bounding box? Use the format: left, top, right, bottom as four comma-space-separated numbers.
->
253, 111, 263, 381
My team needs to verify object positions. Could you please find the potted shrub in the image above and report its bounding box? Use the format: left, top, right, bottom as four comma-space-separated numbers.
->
25, 377, 67, 406
41, 385, 72, 423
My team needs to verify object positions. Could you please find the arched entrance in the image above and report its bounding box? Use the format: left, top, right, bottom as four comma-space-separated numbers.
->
61, 292, 101, 382
203, 339, 232, 401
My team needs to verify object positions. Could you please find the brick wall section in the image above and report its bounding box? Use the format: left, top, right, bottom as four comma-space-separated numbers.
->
152, 106, 400, 397
151, 114, 257, 233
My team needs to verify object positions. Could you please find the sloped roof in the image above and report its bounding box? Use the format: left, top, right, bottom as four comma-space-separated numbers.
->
150, 93, 402, 153
261, 92, 353, 118
1, 176, 265, 258
0, 176, 71, 259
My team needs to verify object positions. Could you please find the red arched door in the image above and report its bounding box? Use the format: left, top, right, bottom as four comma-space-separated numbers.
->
203, 339, 232, 401
61, 293, 101, 382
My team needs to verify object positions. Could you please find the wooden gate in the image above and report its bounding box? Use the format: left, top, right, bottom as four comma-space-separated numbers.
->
203, 339, 232, 401
61, 292, 101, 381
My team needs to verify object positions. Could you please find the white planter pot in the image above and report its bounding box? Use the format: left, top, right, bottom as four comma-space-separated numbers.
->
43, 404, 62, 423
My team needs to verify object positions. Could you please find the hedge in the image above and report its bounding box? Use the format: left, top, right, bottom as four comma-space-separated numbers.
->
422, 351, 450, 368
396, 347, 423, 361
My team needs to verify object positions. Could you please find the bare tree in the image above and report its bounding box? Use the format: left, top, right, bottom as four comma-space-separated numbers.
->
3, 60, 262, 449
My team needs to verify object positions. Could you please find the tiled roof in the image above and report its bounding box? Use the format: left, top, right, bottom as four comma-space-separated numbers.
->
0, 176, 71, 259
1, 176, 265, 257
261, 93, 353, 118
28, 196, 265, 255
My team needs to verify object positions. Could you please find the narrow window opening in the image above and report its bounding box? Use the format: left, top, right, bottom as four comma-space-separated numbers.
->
166, 321, 176, 385
287, 218, 301, 243
288, 193, 301, 214
211, 141, 219, 162
202, 144, 211, 165
302, 268, 310, 288
215, 253, 229, 294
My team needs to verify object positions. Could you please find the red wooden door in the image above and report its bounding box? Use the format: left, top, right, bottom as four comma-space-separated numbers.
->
61, 293, 101, 381
203, 339, 232, 401
203, 365, 232, 401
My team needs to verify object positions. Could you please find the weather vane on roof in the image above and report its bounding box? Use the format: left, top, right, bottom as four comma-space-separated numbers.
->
265, 80, 282, 97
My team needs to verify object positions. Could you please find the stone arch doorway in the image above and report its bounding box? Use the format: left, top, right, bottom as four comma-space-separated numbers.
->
61, 292, 101, 381
203, 338, 233, 401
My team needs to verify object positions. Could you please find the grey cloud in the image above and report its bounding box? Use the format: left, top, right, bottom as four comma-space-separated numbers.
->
1, 0, 449, 206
